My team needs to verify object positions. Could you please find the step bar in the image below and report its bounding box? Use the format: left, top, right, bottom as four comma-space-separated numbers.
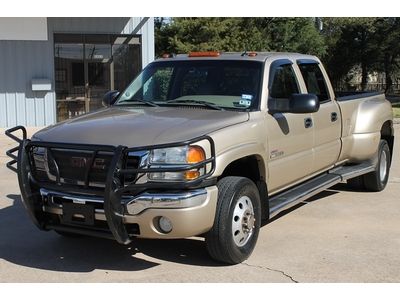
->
269, 162, 376, 218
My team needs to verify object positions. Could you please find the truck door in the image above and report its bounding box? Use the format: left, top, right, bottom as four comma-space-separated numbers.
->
266, 60, 314, 193
296, 60, 341, 173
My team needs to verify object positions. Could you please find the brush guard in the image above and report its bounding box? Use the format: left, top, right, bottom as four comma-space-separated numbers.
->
5, 126, 216, 244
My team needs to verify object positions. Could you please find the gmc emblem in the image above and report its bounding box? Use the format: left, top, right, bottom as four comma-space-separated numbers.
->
70, 157, 88, 168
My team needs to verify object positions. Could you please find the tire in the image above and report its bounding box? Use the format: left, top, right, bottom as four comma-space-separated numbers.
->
205, 176, 261, 265
363, 139, 391, 192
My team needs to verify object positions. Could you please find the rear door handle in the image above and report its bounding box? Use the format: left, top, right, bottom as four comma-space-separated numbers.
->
304, 117, 313, 128
331, 112, 338, 122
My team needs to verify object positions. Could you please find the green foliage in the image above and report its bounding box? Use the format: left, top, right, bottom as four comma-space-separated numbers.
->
155, 17, 325, 57
322, 18, 380, 89
392, 103, 400, 118
155, 17, 400, 93
266, 18, 326, 57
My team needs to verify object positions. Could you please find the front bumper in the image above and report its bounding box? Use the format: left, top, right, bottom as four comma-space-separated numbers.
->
5, 126, 216, 244
40, 186, 218, 239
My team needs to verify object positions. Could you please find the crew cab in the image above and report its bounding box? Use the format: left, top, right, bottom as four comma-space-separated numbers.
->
6, 51, 394, 264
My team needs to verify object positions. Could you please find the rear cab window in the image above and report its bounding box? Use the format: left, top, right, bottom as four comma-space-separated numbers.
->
297, 61, 330, 103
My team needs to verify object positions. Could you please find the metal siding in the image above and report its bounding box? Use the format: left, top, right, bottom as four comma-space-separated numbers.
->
0, 42, 6, 127
26, 96, 36, 126
141, 17, 155, 67
0, 94, 6, 127
0, 38, 54, 127
44, 92, 55, 125
16, 92, 26, 125
48, 18, 131, 34
6, 93, 16, 126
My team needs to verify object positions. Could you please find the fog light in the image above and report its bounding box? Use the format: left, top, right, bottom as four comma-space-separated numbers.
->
158, 216, 173, 233
184, 170, 200, 180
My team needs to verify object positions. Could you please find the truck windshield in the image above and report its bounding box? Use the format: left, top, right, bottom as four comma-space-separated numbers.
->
116, 60, 263, 110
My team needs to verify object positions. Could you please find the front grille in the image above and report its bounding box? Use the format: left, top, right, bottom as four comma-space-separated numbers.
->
30, 147, 140, 188
51, 149, 113, 185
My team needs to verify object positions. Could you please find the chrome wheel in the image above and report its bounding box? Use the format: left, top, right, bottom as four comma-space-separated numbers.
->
232, 196, 255, 247
380, 151, 388, 182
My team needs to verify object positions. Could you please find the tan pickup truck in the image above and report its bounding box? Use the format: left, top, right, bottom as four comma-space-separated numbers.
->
6, 51, 394, 264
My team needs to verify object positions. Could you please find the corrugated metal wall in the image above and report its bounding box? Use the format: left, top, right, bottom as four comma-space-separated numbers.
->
0, 17, 154, 128
0, 39, 56, 127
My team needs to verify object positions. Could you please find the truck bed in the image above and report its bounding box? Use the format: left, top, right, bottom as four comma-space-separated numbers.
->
335, 91, 384, 101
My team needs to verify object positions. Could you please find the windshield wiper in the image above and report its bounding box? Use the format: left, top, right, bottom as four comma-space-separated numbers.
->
165, 99, 224, 111
117, 99, 159, 107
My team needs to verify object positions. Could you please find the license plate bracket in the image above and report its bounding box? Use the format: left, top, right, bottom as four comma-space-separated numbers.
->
62, 202, 95, 226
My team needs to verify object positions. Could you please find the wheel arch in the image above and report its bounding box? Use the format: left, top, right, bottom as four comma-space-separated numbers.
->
218, 154, 269, 220
381, 120, 394, 164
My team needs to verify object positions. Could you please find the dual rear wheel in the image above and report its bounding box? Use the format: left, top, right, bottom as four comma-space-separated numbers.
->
348, 139, 391, 192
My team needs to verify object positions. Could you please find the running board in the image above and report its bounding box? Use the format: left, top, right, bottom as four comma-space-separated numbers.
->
269, 161, 376, 218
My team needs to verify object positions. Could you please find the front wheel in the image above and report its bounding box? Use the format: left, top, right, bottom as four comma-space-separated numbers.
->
205, 176, 261, 264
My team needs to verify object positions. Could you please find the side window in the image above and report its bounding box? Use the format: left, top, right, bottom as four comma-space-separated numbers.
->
269, 64, 300, 99
298, 63, 330, 102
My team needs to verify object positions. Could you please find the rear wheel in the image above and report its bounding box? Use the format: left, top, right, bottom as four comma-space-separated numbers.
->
205, 176, 261, 264
363, 140, 391, 192
347, 139, 391, 192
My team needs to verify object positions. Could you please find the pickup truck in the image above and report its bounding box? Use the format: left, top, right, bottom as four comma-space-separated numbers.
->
6, 51, 394, 264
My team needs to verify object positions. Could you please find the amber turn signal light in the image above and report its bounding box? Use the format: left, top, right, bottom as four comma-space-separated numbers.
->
184, 170, 201, 180
187, 146, 206, 164
185, 146, 206, 180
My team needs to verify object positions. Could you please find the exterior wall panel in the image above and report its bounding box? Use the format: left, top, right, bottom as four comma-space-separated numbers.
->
0, 39, 55, 127
48, 18, 131, 34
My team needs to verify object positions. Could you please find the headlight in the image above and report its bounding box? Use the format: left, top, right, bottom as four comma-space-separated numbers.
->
148, 145, 206, 181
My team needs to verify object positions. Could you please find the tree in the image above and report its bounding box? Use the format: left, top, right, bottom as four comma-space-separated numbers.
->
155, 17, 326, 58
373, 18, 400, 93
323, 17, 400, 92
266, 18, 326, 57
155, 17, 400, 94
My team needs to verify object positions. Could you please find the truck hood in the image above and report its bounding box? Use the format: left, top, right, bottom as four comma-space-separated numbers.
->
33, 106, 249, 147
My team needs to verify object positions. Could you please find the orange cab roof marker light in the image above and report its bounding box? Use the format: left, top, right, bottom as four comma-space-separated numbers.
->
188, 51, 220, 57
162, 53, 176, 58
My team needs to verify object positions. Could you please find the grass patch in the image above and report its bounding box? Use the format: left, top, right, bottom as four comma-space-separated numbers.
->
393, 103, 400, 118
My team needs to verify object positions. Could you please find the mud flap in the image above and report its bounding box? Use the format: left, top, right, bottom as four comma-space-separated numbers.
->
17, 140, 46, 230
104, 146, 131, 245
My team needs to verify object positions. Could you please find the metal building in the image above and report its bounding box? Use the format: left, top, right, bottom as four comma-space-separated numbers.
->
0, 17, 155, 128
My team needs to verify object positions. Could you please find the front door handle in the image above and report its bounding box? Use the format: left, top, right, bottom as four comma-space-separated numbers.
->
304, 117, 313, 128
331, 112, 338, 122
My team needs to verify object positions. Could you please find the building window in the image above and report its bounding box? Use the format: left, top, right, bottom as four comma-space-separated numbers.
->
54, 33, 142, 122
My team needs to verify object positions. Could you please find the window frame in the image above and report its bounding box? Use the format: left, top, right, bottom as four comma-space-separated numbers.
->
268, 59, 301, 100
296, 59, 331, 104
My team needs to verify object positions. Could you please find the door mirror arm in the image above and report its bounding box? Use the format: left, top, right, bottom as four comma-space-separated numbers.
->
102, 90, 120, 107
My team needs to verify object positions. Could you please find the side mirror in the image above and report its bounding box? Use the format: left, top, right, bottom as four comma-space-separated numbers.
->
268, 93, 319, 114
288, 94, 320, 113
102, 90, 120, 107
